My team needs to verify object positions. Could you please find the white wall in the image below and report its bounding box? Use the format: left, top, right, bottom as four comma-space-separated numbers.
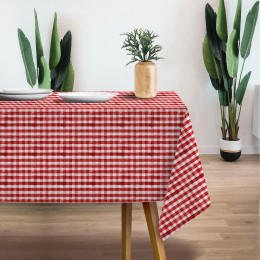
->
0, 0, 259, 154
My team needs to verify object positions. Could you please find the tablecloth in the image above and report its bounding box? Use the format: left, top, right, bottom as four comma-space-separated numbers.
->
0, 91, 211, 240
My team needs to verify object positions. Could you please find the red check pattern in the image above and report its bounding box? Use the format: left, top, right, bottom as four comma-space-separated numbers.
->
0, 91, 210, 240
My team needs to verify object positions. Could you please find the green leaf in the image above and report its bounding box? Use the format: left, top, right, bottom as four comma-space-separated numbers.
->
121, 28, 162, 64
49, 12, 61, 69
219, 41, 226, 52
218, 88, 229, 106
38, 56, 51, 89
216, 0, 228, 42
219, 52, 229, 91
241, 1, 259, 59
52, 31, 72, 91
228, 74, 234, 88
227, 29, 239, 78
205, 3, 229, 93
61, 61, 74, 91
18, 29, 37, 87
202, 34, 221, 79
34, 9, 44, 70
205, 4, 221, 60
210, 77, 220, 90
233, 0, 242, 38
235, 71, 252, 105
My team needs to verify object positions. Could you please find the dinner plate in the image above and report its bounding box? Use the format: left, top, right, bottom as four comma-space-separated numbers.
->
1, 88, 53, 95
0, 93, 51, 101
58, 92, 118, 103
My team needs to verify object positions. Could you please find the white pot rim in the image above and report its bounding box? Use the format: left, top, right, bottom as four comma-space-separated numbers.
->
220, 138, 242, 153
220, 138, 241, 142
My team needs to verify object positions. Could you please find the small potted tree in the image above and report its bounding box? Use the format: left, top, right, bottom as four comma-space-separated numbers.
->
121, 29, 163, 99
202, 0, 259, 161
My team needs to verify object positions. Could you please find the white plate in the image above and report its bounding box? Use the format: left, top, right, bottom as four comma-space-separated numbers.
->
58, 92, 118, 103
0, 93, 51, 101
1, 88, 53, 95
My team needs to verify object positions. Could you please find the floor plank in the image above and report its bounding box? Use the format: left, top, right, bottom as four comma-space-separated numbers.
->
0, 155, 259, 260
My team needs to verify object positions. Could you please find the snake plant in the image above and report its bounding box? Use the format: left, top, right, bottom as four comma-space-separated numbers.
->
34, 9, 44, 73
18, 10, 74, 91
50, 27, 74, 91
49, 13, 61, 70
202, 0, 259, 141
18, 29, 37, 88
18, 10, 50, 89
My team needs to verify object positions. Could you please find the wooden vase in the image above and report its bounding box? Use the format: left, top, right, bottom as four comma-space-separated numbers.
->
135, 61, 157, 98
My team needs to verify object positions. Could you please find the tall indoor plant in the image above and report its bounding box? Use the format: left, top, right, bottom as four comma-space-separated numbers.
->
18, 10, 74, 91
202, 0, 259, 161
121, 29, 163, 98
49, 13, 74, 91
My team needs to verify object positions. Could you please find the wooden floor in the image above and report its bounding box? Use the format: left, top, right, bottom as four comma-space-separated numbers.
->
0, 155, 259, 260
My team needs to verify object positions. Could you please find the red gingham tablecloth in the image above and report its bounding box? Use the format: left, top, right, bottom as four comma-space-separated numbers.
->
0, 91, 211, 240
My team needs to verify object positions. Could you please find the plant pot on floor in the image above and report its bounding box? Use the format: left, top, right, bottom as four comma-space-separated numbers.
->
135, 61, 157, 99
220, 138, 241, 162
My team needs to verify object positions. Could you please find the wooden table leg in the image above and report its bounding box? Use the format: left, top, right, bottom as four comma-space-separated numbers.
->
143, 202, 166, 260
122, 203, 132, 260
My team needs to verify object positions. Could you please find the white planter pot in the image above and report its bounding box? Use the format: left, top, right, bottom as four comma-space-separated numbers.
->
220, 138, 241, 161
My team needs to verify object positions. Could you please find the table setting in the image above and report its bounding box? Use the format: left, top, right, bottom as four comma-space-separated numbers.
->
0, 88, 53, 101
0, 88, 117, 103
0, 90, 211, 259
1, 0, 260, 258
0, 15, 212, 260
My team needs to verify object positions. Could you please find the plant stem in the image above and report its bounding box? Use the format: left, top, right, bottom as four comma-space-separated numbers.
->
238, 59, 246, 85
235, 59, 246, 127
220, 104, 224, 138
233, 77, 237, 104
236, 105, 242, 126
221, 105, 227, 140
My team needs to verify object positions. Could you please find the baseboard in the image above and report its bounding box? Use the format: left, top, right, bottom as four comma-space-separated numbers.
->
198, 146, 260, 154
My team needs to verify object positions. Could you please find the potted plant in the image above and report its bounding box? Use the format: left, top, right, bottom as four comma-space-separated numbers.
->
202, 0, 259, 161
18, 10, 74, 91
121, 29, 163, 98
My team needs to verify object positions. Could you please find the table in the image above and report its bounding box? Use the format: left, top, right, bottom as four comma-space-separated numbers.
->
0, 92, 211, 260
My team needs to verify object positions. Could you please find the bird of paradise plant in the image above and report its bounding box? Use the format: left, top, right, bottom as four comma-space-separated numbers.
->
202, 0, 259, 141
